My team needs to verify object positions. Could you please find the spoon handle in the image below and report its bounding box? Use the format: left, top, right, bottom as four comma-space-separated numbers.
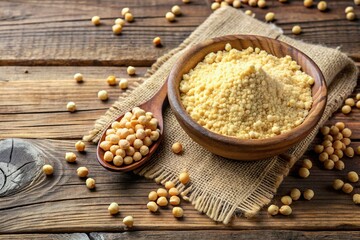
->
140, 79, 168, 116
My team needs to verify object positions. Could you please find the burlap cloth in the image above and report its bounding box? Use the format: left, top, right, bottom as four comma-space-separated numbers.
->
84, 7, 359, 224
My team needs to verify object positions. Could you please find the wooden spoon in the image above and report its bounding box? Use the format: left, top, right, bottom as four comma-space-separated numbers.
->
96, 82, 168, 172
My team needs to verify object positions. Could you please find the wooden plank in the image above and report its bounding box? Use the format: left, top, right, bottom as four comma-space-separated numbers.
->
0, 233, 89, 240
0, 0, 359, 66
89, 231, 360, 240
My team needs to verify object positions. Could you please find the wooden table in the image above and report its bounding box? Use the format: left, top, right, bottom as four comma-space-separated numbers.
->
1, 0, 360, 239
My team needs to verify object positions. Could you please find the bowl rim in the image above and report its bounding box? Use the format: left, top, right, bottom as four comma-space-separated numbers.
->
167, 34, 327, 147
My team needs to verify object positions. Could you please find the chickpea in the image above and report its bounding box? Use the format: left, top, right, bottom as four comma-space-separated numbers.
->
324, 146, 334, 155
66, 102, 76, 112
113, 156, 124, 166
348, 171, 359, 183
77, 167, 89, 178
356, 101, 360, 109
125, 13, 134, 22
86, 178, 96, 189
245, 10, 254, 17
126, 147, 135, 156
166, 12, 176, 22
119, 139, 130, 150
140, 145, 149, 156
104, 151, 114, 162
303, 189, 314, 200
119, 78, 128, 90
169, 187, 179, 196
74, 73, 83, 82
133, 152, 142, 162
279, 205, 292, 216
98, 90, 108, 101
303, 0, 313, 8
221, 1, 229, 7
292, 25, 302, 35
323, 135, 333, 142
115, 18, 125, 26
165, 181, 175, 190
299, 167, 310, 178
342, 128, 352, 138
265, 12, 275, 22
333, 140, 343, 150
333, 179, 344, 190
346, 12, 356, 21
322, 140, 332, 148
133, 139, 143, 149
314, 145, 324, 154
127, 66, 136, 76
157, 188, 168, 197
75, 141, 86, 152
257, 0, 266, 8
281, 196, 292, 205
301, 159, 312, 170
357, 146, 360, 155
342, 183, 353, 194
121, 7, 130, 16
42, 164, 54, 175
100, 141, 112, 151
335, 160, 345, 171
353, 194, 360, 204
112, 24, 122, 35
110, 145, 120, 155
108, 202, 119, 215
153, 37, 161, 46
317, 1, 327, 11
136, 129, 147, 140
116, 149, 126, 158
345, 147, 354, 158
171, 5, 181, 16
290, 188, 301, 201
334, 122, 345, 131
147, 201, 158, 212
65, 152, 77, 163
342, 105, 352, 114
318, 152, 328, 162
267, 204, 279, 216
148, 191, 158, 201
143, 137, 152, 147
320, 126, 330, 135
172, 142, 183, 154
170, 196, 181, 206
323, 159, 334, 170
179, 171, 190, 184
172, 207, 184, 218
330, 126, 339, 136
106, 75, 117, 86
124, 156, 133, 165
150, 131, 160, 141
183, 0, 191, 3
123, 216, 134, 227
91, 16, 101, 25
329, 154, 339, 162
248, 0, 257, 7
233, 0, 241, 8
157, 196, 168, 207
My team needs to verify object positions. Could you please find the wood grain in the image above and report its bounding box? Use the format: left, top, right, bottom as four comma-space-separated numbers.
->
0, 233, 89, 240
0, 0, 358, 66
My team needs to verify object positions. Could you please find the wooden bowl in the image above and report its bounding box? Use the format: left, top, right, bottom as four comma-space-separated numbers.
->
167, 35, 327, 160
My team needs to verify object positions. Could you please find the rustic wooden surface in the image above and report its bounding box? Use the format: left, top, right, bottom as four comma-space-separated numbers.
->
0, 0, 360, 239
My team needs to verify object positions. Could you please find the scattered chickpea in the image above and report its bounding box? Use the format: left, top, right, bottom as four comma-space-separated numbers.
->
157, 196, 168, 207
157, 188, 168, 197
245, 10, 254, 17
108, 202, 119, 215
333, 179, 344, 190
42, 164, 54, 175
303, 189, 314, 200
345, 98, 355, 106
148, 191, 158, 201
211, 2, 220, 11
153, 37, 161, 46
123, 216, 134, 227
318, 152, 328, 162
320, 126, 330, 135
183, 0, 191, 3
303, 0, 313, 8
353, 194, 360, 204
165, 181, 175, 190
112, 24, 122, 35
317, 1, 327, 11
166, 12, 176, 22
265, 12, 275, 22
324, 146, 334, 155
356, 146, 360, 155
171, 5, 181, 16
86, 178, 96, 189
115, 18, 125, 26
179, 171, 190, 184
334, 149, 344, 158
169, 187, 179, 196
91, 16, 101, 26
106, 76, 117, 86
221, 1, 229, 7
342, 105, 352, 114
342, 183, 353, 194
290, 188, 301, 201
147, 201, 158, 212
267, 204, 279, 216
356, 101, 360, 109
342, 128, 352, 138
335, 160, 345, 171
97, 90, 108, 101
172, 142, 183, 154
75, 141, 86, 152
314, 145, 324, 154
279, 205, 292, 216
333, 140, 343, 150
119, 78, 128, 90
66, 102, 76, 112
127, 66, 136, 76
77, 167, 89, 178
345, 147, 354, 158
170, 196, 181, 206
330, 126, 339, 136
281, 196, 292, 205
172, 207, 184, 218
292, 25, 302, 35
335, 122, 345, 131
355, 0, 360, 5
125, 13, 134, 22
65, 152, 76, 163
324, 159, 334, 170
299, 167, 310, 178
346, 12, 356, 21
74, 73, 83, 82
329, 154, 339, 162
121, 7, 130, 16
348, 171, 359, 183
248, 0, 257, 7
323, 135, 333, 142
233, 0, 241, 8
257, 0, 266, 8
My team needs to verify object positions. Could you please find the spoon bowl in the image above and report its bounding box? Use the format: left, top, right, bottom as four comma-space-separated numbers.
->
96, 83, 167, 172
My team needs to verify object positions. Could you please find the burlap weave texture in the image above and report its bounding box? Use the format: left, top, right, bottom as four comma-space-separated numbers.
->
84, 7, 359, 224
